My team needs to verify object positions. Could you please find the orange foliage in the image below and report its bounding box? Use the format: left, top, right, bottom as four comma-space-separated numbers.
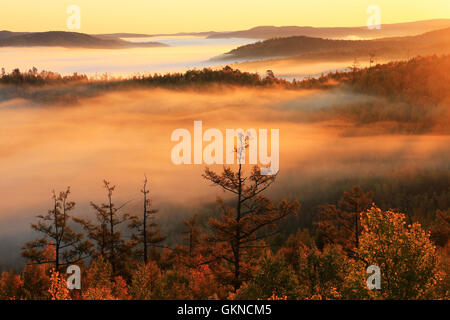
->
0, 271, 24, 300
48, 269, 70, 300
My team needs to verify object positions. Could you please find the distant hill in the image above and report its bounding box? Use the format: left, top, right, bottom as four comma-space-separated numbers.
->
207, 19, 450, 40
96, 31, 218, 39
0, 31, 168, 48
216, 27, 450, 61
0, 30, 28, 40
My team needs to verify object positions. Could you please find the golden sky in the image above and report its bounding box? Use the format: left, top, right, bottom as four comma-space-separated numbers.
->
2, 0, 450, 33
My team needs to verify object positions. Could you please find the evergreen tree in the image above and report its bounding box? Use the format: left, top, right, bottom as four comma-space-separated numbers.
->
316, 186, 373, 256
74, 180, 132, 276
22, 187, 91, 271
129, 176, 166, 264
202, 141, 299, 291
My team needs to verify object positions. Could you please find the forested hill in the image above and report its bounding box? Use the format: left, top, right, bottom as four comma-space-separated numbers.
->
1, 54, 449, 106
207, 19, 450, 39
0, 31, 168, 48
298, 54, 450, 106
219, 27, 450, 61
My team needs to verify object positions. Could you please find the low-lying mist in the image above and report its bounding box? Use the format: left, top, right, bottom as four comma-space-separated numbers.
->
0, 86, 448, 268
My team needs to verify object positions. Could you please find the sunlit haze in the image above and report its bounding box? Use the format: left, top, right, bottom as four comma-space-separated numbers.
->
2, 0, 449, 33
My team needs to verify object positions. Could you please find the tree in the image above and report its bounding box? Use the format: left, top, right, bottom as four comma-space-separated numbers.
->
202, 141, 299, 291
22, 187, 90, 271
75, 180, 131, 276
277, 229, 315, 273
0, 271, 23, 300
349, 206, 441, 299
431, 209, 450, 247
295, 245, 348, 299
183, 214, 200, 258
316, 186, 373, 256
188, 264, 220, 299
20, 243, 58, 300
348, 57, 360, 84
236, 251, 299, 300
129, 176, 165, 264
129, 261, 161, 299
266, 70, 275, 79
48, 269, 71, 300
175, 214, 204, 268
369, 53, 376, 68
82, 256, 115, 300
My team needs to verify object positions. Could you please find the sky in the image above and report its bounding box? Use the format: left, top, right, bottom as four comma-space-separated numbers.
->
2, 0, 450, 34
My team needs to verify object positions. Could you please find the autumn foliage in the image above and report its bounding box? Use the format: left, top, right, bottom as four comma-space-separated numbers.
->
0, 174, 447, 300
0, 56, 449, 300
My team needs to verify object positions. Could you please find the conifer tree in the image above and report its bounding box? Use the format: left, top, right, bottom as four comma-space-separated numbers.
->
316, 186, 373, 256
176, 214, 204, 268
182, 214, 201, 258
202, 140, 299, 291
74, 180, 131, 275
129, 176, 166, 265
22, 187, 91, 271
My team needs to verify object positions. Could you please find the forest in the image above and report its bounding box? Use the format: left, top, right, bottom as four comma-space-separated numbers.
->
1, 54, 450, 105
0, 167, 448, 300
0, 55, 449, 300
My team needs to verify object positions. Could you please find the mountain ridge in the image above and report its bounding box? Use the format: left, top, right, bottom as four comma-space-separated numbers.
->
207, 19, 450, 40
0, 31, 168, 48
216, 26, 450, 61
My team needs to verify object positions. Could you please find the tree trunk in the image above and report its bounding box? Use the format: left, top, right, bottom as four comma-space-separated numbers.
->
234, 163, 242, 292
143, 191, 148, 265
109, 197, 115, 274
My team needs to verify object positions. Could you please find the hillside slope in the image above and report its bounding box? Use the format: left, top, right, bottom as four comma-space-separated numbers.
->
207, 19, 450, 40
0, 31, 168, 48
217, 27, 450, 61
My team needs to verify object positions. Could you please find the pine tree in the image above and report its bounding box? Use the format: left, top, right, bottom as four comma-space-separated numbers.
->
22, 187, 91, 271
184, 214, 200, 258
129, 176, 166, 264
316, 186, 373, 256
74, 180, 131, 276
129, 261, 160, 299
202, 142, 299, 291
